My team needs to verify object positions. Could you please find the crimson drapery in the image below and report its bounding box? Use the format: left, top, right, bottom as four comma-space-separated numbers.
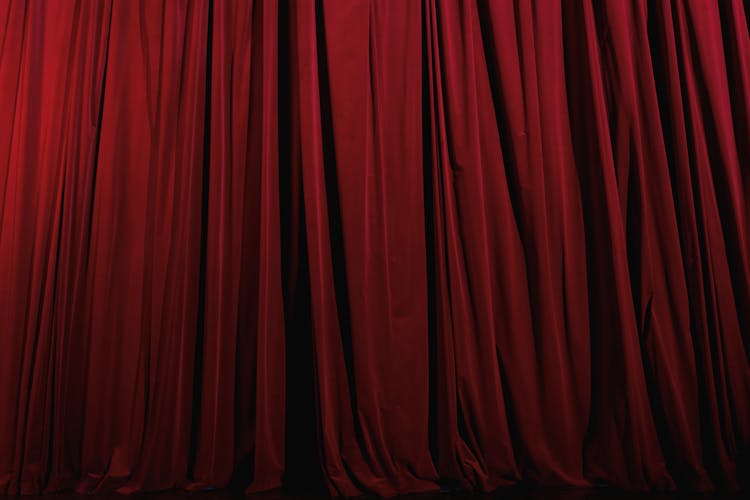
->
0, 0, 749, 496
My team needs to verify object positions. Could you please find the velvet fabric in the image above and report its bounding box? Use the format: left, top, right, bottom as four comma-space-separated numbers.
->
0, 0, 748, 496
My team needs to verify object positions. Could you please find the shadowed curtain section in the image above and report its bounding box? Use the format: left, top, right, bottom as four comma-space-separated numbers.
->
0, 0, 748, 496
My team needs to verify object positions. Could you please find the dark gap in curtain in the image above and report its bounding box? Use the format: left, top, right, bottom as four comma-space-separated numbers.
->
475, 0, 525, 248
188, 0, 212, 481
560, 1, 615, 486
421, 0, 439, 483
647, 2, 680, 239
278, 0, 324, 494
311, 2, 358, 452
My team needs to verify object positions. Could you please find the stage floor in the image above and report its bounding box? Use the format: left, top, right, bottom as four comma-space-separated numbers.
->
4, 486, 743, 500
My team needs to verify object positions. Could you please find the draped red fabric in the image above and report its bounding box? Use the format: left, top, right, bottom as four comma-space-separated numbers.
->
0, 0, 749, 496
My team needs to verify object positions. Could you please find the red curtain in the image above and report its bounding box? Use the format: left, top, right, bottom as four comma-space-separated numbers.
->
1, 0, 749, 495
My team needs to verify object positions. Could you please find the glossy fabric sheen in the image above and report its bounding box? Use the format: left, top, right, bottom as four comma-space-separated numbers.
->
0, 0, 749, 496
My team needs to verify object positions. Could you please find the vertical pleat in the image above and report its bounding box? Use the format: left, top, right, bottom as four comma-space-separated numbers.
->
477, 0, 591, 486
424, 0, 522, 490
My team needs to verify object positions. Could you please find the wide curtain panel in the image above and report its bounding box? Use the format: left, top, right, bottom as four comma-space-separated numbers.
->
0, 0, 748, 496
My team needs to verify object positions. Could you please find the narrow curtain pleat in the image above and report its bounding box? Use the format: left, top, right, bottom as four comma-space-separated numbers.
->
0, 0, 748, 496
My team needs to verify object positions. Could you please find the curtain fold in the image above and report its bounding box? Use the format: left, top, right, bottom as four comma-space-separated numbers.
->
0, 0, 748, 496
